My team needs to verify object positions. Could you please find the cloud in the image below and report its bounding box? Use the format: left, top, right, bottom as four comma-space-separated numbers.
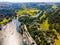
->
0, 0, 60, 2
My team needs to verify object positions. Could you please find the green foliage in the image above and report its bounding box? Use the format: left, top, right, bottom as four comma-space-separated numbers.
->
0, 18, 9, 25
16, 8, 39, 17
39, 11, 46, 21
39, 9, 60, 33
52, 4, 58, 9
47, 9, 60, 33
18, 8, 60, 45
40, 18, 49, 30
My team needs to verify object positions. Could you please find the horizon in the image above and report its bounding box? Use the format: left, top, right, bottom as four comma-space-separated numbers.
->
0, 0, 60, 3
0, 1, 60, 3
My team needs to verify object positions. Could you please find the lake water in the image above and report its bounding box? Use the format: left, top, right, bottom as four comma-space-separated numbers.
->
11, 11, 42, 45
12, 17, 21, 31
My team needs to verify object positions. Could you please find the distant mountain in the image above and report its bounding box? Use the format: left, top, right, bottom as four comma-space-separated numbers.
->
0, 2, 60, 10
0, 2, 60, 19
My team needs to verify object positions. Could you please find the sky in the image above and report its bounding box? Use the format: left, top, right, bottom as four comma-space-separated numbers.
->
0, 0, 60, 2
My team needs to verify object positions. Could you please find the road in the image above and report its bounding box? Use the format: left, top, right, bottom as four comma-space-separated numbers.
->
23, 24, 37, 45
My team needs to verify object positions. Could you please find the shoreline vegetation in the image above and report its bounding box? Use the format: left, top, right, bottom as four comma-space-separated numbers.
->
17, 8, 60, 45
0, 2, 60, 45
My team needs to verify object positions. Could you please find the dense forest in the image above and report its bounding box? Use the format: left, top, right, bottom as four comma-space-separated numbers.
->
0, 2, 60, 45
17, 8, 60, 45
